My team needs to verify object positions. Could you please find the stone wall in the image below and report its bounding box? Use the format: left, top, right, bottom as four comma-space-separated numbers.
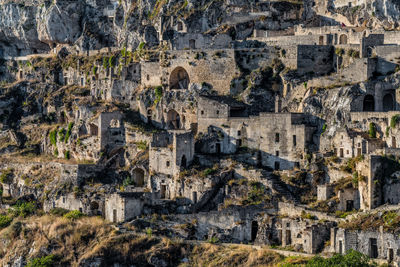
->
197, 109, 317, 170
104, 192, 150, 223
141, 49, 238, 94
98, 111, 124, 150
333, 227, 400, 263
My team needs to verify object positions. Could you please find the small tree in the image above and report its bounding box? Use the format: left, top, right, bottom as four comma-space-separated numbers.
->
368, 122, 377, 138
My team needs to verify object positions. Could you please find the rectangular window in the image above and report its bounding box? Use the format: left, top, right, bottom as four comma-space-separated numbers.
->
166, 161, 170, 167
293, 135, 297, 147
237, 130, 241, 136
275, 133, 280, 143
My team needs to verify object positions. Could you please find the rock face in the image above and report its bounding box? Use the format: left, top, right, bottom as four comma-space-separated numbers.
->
36, 1, 85, 45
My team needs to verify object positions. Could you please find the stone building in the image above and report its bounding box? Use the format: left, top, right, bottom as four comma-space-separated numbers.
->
332, 227, 400, 264
149, 130, 194, 178
105, 191, 151, 223
98, 112, 125, 150
197, 96, 317, 170
332, 128, 385, 158
280, 218, 332, 254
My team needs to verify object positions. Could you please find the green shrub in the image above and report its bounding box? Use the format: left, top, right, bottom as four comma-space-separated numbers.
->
135, 141, 148, 150
64, 150, 70, 160
64, 122, 74, 143
123, 176, 134, 187
368, 122, 376, 138
58, 128, 66, 140
63, 210, 85, 220
9, 201, 37, 218
92, 65, 97, 75
202, 168, 217, 177
321, 124, 327, 135
49, 129, 57, 146
390, 114, 400, 128
306, 249, 371, 267
0, 168, 14, 184
145, 227, 152, 237
49, 207, 69, 217
27, 255, 57, 267
0, 214, 12, 229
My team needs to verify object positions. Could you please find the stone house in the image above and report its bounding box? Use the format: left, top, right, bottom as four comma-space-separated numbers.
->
280, 218, 332, 254
98, 112, 125, 151
332, 128, 385, 159
149, 130, 194, 178
104, 191, 151, 223
197, 96, 317, 170
332, 227, 400, 264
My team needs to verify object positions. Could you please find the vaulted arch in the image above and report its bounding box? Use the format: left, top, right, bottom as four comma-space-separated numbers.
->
170, 67, 190, 89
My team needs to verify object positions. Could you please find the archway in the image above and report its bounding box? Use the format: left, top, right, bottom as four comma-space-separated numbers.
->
90, 201, 99, 211
363, 95, 375, 111
132, 168, 145, 187
181, 155, 187, 168
383, 93, 394, 111
167, 109, 180, 129
339, 34, 348, 44
170, 67, 190, 89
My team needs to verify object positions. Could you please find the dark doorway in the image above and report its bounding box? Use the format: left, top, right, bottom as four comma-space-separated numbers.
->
369, 238, 378, 258
363, 95, 375, 111
132, 168, 145, 187
340, 148, 344, 157
113, 209, 117, 223
274, 161, 280, 170
393, 137, 397, 148
181, 155, 187, 168
339, 240, 343, 254
216, 143, 221, 154
285, 230, 292, 245
346, 200, 354, 211
389, 248, 394, 262
357, 148, 361, 156
251, 221, 258, 242
189, 39, 196, 49
160, 185, 166, 199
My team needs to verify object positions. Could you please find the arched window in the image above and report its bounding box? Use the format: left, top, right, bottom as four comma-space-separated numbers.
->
383, 93, 394, 111
167, 109, 180, 129
339, 34, 348, 45
169, 67, 190, 89
363, 95, 375, 111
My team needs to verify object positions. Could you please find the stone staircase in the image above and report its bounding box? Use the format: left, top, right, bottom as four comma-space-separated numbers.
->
260, 170, 299, 204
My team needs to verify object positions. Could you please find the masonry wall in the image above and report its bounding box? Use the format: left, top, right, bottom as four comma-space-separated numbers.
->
98, 112, 124, 150
104, 193, 146, 223
141, 49, 238, 94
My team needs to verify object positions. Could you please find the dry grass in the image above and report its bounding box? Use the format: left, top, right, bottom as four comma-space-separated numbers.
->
188, 243, 286, 267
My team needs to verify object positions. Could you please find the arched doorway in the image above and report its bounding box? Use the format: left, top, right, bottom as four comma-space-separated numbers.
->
383, 93, 394, 111
363, 95, 375, 111
181, 155, 187, 168
170, 67, 190, 89
167, 109, 180, 129
339, 34, 348, 44
132, 168, 145, 187
319, 36, 324, 45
